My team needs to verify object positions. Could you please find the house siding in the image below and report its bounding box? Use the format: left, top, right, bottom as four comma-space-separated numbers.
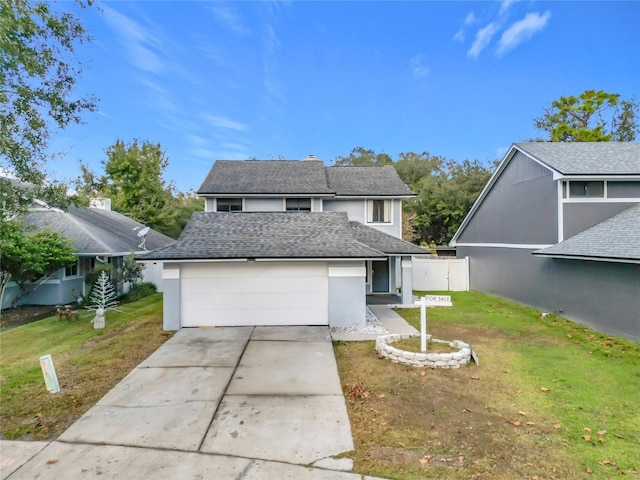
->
245, 198, 283, 211
563, 202, 636, 239
457, 152, 557, 245
323, 198, 402, 238
458, 246, 640, 342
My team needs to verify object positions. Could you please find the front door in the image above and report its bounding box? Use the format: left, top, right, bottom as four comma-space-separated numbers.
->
371, 259, 390, 293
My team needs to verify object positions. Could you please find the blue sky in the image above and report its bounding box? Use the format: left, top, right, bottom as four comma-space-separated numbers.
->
47, 0, 640, 193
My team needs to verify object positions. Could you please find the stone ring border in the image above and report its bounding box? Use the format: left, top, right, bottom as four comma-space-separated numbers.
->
376, 334, 471, 369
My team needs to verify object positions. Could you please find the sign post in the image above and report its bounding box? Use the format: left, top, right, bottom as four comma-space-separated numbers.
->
414, 295, 453, 353
39, 354, 60, 394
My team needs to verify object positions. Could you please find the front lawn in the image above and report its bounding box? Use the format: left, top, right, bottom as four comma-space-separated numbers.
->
334, 291, 640, 480
0, 294, 172, 440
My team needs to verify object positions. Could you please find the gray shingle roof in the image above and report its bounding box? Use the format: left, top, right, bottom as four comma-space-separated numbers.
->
25, 205, 175, 255
533, 203, 640, 262
197, 160, 335, 195
515, 142, 640, 175
196, 160, 415, 197
325, 165, 414, 196
349, 221, 429, 255
138, 212, 387, 260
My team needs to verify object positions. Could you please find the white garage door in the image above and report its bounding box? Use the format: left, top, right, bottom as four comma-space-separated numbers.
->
181, 262, 329, 327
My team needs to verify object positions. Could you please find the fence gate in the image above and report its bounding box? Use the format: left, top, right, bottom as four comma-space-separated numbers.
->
412, 256, 469, 291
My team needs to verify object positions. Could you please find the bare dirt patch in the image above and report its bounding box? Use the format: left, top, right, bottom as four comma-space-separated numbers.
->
0, 305, 58, 332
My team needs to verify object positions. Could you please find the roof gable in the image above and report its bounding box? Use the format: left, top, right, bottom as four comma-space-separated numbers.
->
533, 203, 640, 262
326, 165, 414, 196
515, 142, 640, 176
197, 160, 415, 197
25, 205, 174, 255
197, 160, 334, 195
138, 212, 386, 260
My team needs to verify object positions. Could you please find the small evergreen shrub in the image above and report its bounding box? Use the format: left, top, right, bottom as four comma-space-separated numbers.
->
121, 282, 157, 303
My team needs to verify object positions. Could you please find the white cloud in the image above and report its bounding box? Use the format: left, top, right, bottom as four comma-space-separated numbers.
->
497, 11, 551, 56
203, 115, 248, 132
499, 0, 518, 16
410, 54, 429, 79
102, 5, 165, 74
453, 28, 465, 42
464, 12, 477, 25
206, 4, 250, 36
467, 23, 499, 59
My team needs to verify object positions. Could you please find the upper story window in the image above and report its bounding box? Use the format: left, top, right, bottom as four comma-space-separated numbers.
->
569, 181, 604, 198
367, 199, 391, 223
286, 198, 311, 211
65, 261, 79, 278
217, 198, 243, 212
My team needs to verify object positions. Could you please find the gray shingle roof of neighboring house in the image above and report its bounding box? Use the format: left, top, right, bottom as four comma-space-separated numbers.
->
515, 142, 640, 175
197, 160, 415, 197
197, 160, 335, 195
325, 165, 415, 196
25, 205, 175, 255
349, 221, 428, 255
137, 212, 417, 261
533, 203, 640, 262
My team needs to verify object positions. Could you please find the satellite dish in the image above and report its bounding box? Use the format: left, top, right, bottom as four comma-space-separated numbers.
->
136, 226, 150, 250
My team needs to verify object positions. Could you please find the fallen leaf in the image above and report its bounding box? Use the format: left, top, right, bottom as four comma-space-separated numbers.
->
583, 435, 591, 441
420, 371, 426, 377
553, 424, 562, 429
377, 394, 385, 399
540, 387, 551, 392
598, 460, 616, 466
584, 427, 592, 432
487, 421, 493, 426
430, 420, 436, 429
463, 408, 472, 413
526, 421, 536, 426
470, 376, 480, 380
597, 430, 607, 435
598, 437, 606, 444
47, 459, 58, 464
509, 420, 521, 426
586, 467, 593, 474
518, 411, 527, 416
419, 457, 429, 465
458, 455, 464, 462
515, 389, 522, 394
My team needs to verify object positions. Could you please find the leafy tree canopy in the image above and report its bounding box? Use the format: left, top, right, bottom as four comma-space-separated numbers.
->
0, 220, 77, 310
75, 139, 203, 238
533, 89, 639, 142
333, 147, 393, 167
1, 0, 96, 185
333, 148, 493, 245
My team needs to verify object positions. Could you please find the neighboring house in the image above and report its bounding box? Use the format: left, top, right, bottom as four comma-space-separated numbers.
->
139, 156, 427, 330
2, 199, 175, 309
450, 142, 640, 341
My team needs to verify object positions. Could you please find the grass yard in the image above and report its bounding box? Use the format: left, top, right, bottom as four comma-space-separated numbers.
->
0, 294, 172, 440
334, 291, 640, 480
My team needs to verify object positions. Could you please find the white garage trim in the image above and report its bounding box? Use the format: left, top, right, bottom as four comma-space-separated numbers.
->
181, 262, 329, 327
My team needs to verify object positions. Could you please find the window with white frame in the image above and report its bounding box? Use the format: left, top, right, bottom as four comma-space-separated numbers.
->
367, 199, 391, 223
217, 198, 243, 212
286, 198, 311, 211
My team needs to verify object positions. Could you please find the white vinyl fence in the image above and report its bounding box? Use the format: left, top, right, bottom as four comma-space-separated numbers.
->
412, 256, 469, 291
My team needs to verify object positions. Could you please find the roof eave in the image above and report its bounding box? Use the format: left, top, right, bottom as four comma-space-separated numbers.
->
531, 252, 640, 264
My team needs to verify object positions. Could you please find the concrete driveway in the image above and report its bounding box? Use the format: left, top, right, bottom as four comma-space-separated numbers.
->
2, 326, 388, 479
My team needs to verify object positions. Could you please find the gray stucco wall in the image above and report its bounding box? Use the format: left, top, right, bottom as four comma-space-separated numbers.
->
458, 152, 557, 244
458, 246, 640, 342
328, 262, 366, 328
563, 202, 636, 239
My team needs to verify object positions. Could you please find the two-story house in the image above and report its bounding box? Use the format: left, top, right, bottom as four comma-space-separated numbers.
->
450, 142, 640, 341
140, 156, 427, 330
